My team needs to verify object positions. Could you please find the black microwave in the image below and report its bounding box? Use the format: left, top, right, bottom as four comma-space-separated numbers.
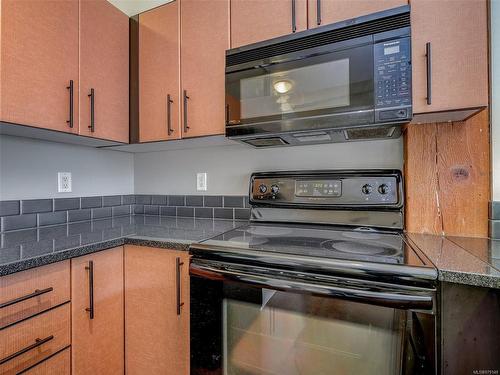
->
225, 6, 412, 147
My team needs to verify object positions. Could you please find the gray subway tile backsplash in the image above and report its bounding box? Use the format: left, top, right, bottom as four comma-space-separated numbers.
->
0, 194, 251, 232
0, 201, 20, 216
54, 198, 80, 211
491, 201, 500, 220
21, 199, 52, 214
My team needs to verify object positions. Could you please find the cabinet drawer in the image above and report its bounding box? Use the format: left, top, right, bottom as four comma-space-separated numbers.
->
0, 303, 71, 374
0, 261, 70, 329
21, 347, 70, 375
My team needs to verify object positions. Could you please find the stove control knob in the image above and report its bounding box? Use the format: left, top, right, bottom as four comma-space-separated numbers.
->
378, 184, 390, 195
271, 184, 280, 195
258, 184, 268, 194
361, 184, 373, 195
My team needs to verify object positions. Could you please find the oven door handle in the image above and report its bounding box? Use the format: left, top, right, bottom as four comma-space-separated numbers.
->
190, 261, 434, 311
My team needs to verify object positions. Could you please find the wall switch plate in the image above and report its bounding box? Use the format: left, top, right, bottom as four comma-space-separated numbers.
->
58, 172, 72, 193
197, 172, 207, 191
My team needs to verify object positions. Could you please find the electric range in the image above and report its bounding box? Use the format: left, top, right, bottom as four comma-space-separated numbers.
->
189, 170, 438, 375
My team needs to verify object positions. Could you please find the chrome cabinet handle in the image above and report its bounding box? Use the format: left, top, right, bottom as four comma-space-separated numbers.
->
167, 94, 174, 135
183, 90, 190, 132
291, 0, 297, 32
176, 257, 184, 315
0, 287, 53, 309
85, 261, 94, 319
88, 88, 95, 132
66, 80, 74, 128
425, 42, 432, 105
316, 0, 321, 25
0, 335, 54, 365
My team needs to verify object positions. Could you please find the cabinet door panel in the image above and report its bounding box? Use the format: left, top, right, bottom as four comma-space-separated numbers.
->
307, 0, 407, 28
23, 347, 71, 375
139, 2, 180, 142
411, 0, 488, 113
125, 246, 189, 375
71, 247, 124, 375
80, 0, 129, 143
230, 0, 307, 48
181, 0, 229, 138
0, 0, 79, 133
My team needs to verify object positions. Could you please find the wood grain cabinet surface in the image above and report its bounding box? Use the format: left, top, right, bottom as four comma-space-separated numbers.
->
22, 347, 71, 375
0, 303, 71, 374
139, 1, 181, 142
230, 0, 307, 48
71, 246, 124, 375
125, 245, 190, 375
410, 0, 488, 114
0, 0, 79, 133
0, 260, 70, 329
79, 0, 130, 143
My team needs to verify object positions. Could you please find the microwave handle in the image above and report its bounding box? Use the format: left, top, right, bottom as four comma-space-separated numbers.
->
291, 0, 297, 32
425, 42, 432, 105
190, 261, 434, 311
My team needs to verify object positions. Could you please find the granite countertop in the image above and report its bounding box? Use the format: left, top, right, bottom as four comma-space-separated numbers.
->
0, 215, 246, 276
406, 233, 500, 289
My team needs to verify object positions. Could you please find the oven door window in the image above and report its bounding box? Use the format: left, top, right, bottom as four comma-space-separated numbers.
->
190, 277, 423, 375
226, 44, 373, 126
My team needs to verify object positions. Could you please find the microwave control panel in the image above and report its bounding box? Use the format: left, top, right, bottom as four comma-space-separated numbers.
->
374, 37, 412, 121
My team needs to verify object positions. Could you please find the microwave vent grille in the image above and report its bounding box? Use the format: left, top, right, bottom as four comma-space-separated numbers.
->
226, 11, 410, 67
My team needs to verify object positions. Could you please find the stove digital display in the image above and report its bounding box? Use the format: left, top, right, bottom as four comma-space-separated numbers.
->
295, 180, 342, 197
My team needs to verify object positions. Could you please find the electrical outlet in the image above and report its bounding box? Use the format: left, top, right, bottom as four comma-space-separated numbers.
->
196, 172, 207, 191
58, 172, 72, 193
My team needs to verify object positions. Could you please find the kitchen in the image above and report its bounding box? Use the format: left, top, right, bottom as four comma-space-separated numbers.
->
0, 0, 499, 374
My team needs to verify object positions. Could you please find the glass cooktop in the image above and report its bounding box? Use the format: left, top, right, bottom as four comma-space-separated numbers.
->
199, 223, 431, 267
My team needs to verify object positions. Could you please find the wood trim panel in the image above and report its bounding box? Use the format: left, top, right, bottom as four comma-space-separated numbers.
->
71, 246, 124, 375
125, 245, 190, 375
0, 0, 79, 133
404, 110, 490, 237
307, 0, 407, 29
22, 347, 70, 375
0, 261, 70, 329
410, 0, 489, 113
230, 0, 308, 48
79, 0, 129, 143
0, 303, 71, 375
139, 2, 181, 142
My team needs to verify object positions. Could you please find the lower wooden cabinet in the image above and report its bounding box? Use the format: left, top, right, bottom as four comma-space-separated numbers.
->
22, 347, 71, 375
71, 246, 124, 374
124, 245, 190, 375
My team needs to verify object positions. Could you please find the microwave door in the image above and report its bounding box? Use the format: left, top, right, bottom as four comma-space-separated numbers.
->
225, 44, 374, 133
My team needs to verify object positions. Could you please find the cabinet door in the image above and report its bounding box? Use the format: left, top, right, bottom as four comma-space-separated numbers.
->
80, 0, 129, 143
0, 0, 79, 133
23, 347, 71, 375
230, 0, 307, 48
180, 0, 229, 138
139, 2, 180, 142
411, 0, 488, 113
125, 246, 190, 375
71, 247, 124, 375
307, 0, 407, 28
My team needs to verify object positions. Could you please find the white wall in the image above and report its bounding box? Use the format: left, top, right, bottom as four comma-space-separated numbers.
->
134, 139, 403, 195
492, 0, 500, 201
0, 135, 134, 200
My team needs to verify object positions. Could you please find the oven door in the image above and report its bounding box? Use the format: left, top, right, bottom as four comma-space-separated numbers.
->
190, 259, 436, 375
225, 40, 374, 137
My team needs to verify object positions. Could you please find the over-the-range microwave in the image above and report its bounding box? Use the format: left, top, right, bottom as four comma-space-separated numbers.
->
225, 5, 412, 147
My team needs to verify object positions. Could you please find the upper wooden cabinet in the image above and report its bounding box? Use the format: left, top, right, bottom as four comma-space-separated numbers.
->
125, 245, 190, 375
71, 247, 124, 375
79, 0, 129, 143
410, 0, 488, 114
307, 0, 407, 29
180, 0, 229, 138
230, 0, 307, 48
0, 0, 79, 133
139, 2, 180, 142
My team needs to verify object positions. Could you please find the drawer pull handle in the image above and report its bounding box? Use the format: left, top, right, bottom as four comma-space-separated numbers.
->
66, 80, 74, 128
183, 90, 190, 132
0, 287, 54, 309
0, 335, 54, 365
176, 257, 184, 316
88, 88, 95, 132
167, 94, 174, 135
85, 261, 94, 320
425, 42, 432, 105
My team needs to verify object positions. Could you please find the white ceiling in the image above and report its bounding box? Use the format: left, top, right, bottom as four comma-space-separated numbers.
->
107, 0, 173, 16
